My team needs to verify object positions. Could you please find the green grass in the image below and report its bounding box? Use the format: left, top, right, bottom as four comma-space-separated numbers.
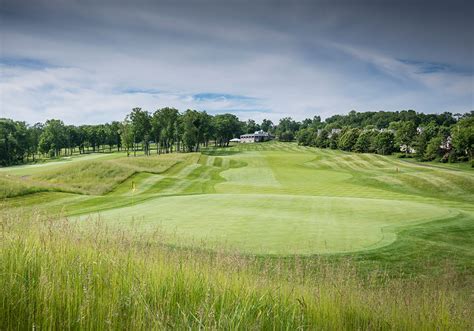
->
0, 153, 190, 198
1, 141, 473, 328
1, 212, 471, 330
76, 194, 455, 255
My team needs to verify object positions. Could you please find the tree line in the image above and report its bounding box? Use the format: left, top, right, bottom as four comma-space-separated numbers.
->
294, 110, 473, 163
0, 108, 273, 166
1, 108, 472, 166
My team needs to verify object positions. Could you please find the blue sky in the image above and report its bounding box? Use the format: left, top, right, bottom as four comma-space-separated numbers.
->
0, 0, 473, 124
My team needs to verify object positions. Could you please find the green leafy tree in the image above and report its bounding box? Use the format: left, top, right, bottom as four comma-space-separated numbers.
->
424, 136, 443, 161
329, 132, 339, 149
213, 114, 241, 147
120, 117, 134, 157
260, 119, 274, 133
199, 111, 214, 148
245, 119, 260, 133
182, 109, 201, 152
26, 122, 43, 161
153, 107, 180, 153
338, 128, 360, 151
451, 116, 474, 163
315, 129, 329, 148
109, 121, 122, 152
39, 119, 67, 157
276, 117, 300, 141
129, 108, 152, 156
0, 119, 27, 165
296, 128, 315, 146
374, 131, 395, 155
392, 121, 417, 156
354, 130, 376, 153
414, 121, 438, 160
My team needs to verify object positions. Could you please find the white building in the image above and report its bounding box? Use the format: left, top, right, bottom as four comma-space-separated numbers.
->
240, 130, 273, 143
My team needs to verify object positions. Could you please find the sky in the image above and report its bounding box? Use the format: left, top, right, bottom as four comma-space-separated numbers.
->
1, 0, 473, 125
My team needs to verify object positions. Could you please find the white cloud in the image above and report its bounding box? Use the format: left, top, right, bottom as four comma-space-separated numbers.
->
1, 0, 472, 124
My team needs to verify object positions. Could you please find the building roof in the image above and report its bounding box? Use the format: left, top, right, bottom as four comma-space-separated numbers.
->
240, 130, 271, 138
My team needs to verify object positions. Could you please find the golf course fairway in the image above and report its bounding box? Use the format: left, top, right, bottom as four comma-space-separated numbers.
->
2, 141, 474, 329
2, 141, 472, 255
30, 141, 467, 255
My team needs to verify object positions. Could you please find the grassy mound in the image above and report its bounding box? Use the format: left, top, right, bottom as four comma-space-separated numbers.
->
0, 153, 190, 198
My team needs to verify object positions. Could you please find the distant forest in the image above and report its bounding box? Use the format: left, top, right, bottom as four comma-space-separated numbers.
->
1, 109, 473, 166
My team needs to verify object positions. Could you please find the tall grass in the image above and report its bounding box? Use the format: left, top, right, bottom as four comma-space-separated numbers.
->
1, 211, 471, 330
0, 154, 190, 198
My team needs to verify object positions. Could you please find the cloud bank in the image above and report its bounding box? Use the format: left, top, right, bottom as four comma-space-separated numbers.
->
1, 0, 473, 124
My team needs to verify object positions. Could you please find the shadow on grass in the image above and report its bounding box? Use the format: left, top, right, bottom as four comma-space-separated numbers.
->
201, 147, 242, 156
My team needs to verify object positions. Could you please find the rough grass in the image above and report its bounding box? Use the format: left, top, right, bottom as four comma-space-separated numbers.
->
0, 153, 191, 198
1, 212, 472, 330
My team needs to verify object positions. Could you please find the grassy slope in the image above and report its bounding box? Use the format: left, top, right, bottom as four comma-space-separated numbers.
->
1, 212, 471, 330
0, 153, 191, 198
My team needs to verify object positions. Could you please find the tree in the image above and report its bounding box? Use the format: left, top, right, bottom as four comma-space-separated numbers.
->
82, 125, 99, 152
26, 122, 43, 161
276, 117, 300, 141
213, 114, 240, 147
129, 108, 152, 156
39, 119, 67, 157
182, 109, 201, 152
120, 117, 134, 157
153, 107, 179, 153
392, 121, 417, 156
315, 129, 329, 148
245, 119, 260, 133
338, 128, 360, 151
296, 128, 315, 146
414, 121, 438, 160
109, 121, 122, 152
354, 130, 376, 153
374, 131, 395, 155
424, 136, 443, 161
65, 125, 79, 155
0, 119, 26, 166
261, 119, 274, 133
13, 121, 28, 162
199, 111, 214, 148
329, 132, 339, 149
451, 116, 474, 163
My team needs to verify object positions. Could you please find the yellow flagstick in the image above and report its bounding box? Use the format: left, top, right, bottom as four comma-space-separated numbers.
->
131, 181, 136, 205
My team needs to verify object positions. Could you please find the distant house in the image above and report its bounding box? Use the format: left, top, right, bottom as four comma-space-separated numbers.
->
379, 128, 395, 133
240, 130, 273, 143
327, 128, 341, 138
440, 136, 452, 150
400, 144, 416, 154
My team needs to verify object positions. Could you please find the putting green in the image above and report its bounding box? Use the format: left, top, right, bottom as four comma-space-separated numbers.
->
77, 194, 454, 254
